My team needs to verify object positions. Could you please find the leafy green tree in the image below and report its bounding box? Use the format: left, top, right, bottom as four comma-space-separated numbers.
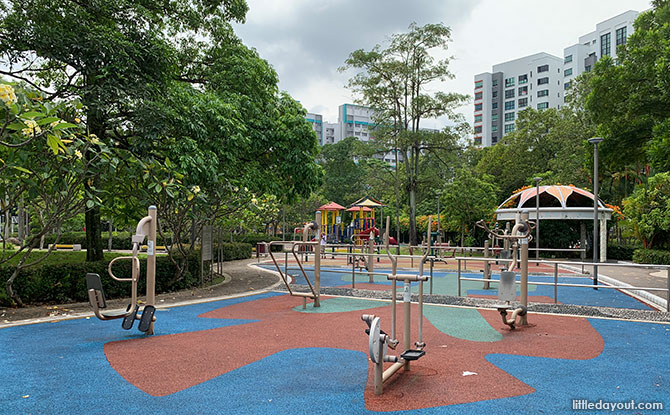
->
0, 0, 248, 260
586, 0, 670, 173
0, 82, 111, 305
320, 137, 367, 205
341, 22, 468, 245
441, 169, 499, 246
623, 172, 670, 249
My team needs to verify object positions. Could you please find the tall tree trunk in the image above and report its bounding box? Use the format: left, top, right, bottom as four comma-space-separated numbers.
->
85, 196, 103, 261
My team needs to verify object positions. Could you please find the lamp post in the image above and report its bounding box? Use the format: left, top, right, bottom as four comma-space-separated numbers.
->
533, 177, 542, 262
588, 137, 604, 289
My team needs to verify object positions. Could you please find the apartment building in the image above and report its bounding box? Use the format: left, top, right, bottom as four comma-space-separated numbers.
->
305, 112, 324, 145
474, 52, 564, 147
563, 10, 639, 90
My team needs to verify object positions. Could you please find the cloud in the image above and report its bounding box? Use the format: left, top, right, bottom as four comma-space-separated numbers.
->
233, 0, 482, 122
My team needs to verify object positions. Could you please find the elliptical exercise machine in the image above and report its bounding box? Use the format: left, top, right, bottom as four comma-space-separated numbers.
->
361, 216, 432, 395
86, 206, 158, 335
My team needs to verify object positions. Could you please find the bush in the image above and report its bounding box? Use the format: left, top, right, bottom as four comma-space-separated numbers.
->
234, 234, 282, 252
0, 251, 199, 306
607, 243, 639, 261
41, 231, 174, 250
632, 249, 670, 265
216, 242, 252, 261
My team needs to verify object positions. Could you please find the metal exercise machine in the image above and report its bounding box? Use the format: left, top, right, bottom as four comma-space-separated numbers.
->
268, 211, 322, 308
361, 216, 432, 395
476, 210, 533, 329
86, 206, 158, 334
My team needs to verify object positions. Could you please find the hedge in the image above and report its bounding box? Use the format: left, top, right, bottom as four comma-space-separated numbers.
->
215, 242, 252, 261
41, 231, 174, 250
632, 249, 670, 265
607, 243, 639, 261
234, 234, 283, 252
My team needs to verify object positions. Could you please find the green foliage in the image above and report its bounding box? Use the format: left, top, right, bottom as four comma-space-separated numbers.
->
586, 1, 670, 173
233, 234, 281, 252
623, 172, 670, 249
320, 137, 367, 204
632, 248, 670, 265
217, 242, 252, 261
0, 251, 200, 306
608, 243, 640, 261
40, 232, 173, 250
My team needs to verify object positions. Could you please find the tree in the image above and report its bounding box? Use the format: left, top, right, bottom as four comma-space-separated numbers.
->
0, 0, 249, 260
0, 81, 111, 305
320, 137, 367, 205
586, 0, 670, 173
441, 169, 498, 246
341, 22, 468, 245
623, 172, 670, 249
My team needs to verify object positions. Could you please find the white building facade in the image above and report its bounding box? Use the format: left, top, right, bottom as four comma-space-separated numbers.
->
474, 52, 564, 147
305, 112, 323, 145
563, 10, 639, 91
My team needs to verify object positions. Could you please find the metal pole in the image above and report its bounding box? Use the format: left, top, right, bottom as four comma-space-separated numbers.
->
520, 210, 529, 326
430, 258, 434, 295
146, 206, 157, 335
352, 258, 356, 289
554, 263, 558, 304
483, 240, 490, 290
314, 211, 321, 307
589, 137, 604, 289
457, 259, 462, 297
534, 177, 542, 262
437, 192, 441, 246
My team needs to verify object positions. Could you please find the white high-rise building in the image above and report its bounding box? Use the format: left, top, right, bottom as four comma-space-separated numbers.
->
305, 113, 324, 145
338, 103, 375, 143
563, 10, 639, 91
474, 52, 564, 147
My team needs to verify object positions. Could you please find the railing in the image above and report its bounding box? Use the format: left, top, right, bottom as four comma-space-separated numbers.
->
455, 257, 670, 312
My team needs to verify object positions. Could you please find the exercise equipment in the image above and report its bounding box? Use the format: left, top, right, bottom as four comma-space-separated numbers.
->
361, 216, 431, 395
86, 206, 158, 334
476, 210, 533, 329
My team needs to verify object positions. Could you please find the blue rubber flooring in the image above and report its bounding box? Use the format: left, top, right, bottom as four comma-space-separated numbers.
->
1, 292, 668, 414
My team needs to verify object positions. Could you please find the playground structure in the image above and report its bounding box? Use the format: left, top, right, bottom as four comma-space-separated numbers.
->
85, 206, 158, 334
476, 210, 534, 329
317, 202, 345, 242
361, 216, 431, 395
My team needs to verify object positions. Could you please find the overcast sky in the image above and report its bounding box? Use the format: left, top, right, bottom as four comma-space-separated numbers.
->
233, 0, 651, 129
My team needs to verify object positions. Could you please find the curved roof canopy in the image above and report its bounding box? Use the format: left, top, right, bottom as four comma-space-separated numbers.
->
350, 196, 384, 208
317, 202, 346, 211
346, 206, 372, 212
496, 185, 612, 221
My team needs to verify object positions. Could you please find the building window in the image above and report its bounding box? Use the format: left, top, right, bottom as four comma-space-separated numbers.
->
505, 77, 515, 87
492, 125, 498, 132
537, 102, 549, 110
505, 89, 515, 99
504, 124, 515, 133
492, 136, 498, 144
601, 32, 611, 57
492, 90, 498, 98
538, 77, 549, 85
475, 80, 483, 89
564, 68, 573, 77
518, 98, 528, 108
585, 65, 592, 72
492, 102, 498, 109
474, 114, 482, 122
474, 126, 482, 134
518, 86, 528, 96
475, 103, 482, 111
538, 89, 549, 97
475, 92, 483, 100
564, 82, 571, 90
564, 55, 573, 64
474, 136, 482, 145
616, 26, 627, 47
504, 101, 515, 111
492, 79, 498, 87
504, 112, 515, 122
537, 64, 549, 73
518, 74, 528, 84
492, 114, 499, 122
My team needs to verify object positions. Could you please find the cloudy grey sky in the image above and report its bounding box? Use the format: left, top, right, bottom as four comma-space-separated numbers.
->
233, 0, 651, 129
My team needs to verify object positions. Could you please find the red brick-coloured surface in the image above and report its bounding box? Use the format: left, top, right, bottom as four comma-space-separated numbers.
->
105, 295, 603, 411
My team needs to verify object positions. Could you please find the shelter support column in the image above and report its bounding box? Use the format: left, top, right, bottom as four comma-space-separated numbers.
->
600, 215, 607, 263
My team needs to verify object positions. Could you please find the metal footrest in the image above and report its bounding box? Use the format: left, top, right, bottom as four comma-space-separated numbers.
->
121, 305, 139, 330
138, 306, 156, 333
400, 349, 425, 361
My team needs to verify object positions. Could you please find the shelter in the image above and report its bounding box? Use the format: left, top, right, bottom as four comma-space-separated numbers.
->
349, 196, 384, 233
317, 202, 346, 241
496, 185, 612, 261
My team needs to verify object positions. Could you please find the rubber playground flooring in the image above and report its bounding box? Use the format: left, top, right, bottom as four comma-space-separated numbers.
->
261, 264, 654, 310
2, 292, 668, 414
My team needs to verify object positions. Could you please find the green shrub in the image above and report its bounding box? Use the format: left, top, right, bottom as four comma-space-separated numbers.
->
216, 242, 252, 261
234, 234, 282, 252
0, 251, 199, 306
608, 243, 639, 261
41, 231, 174, 250
632, 249, 670, 265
